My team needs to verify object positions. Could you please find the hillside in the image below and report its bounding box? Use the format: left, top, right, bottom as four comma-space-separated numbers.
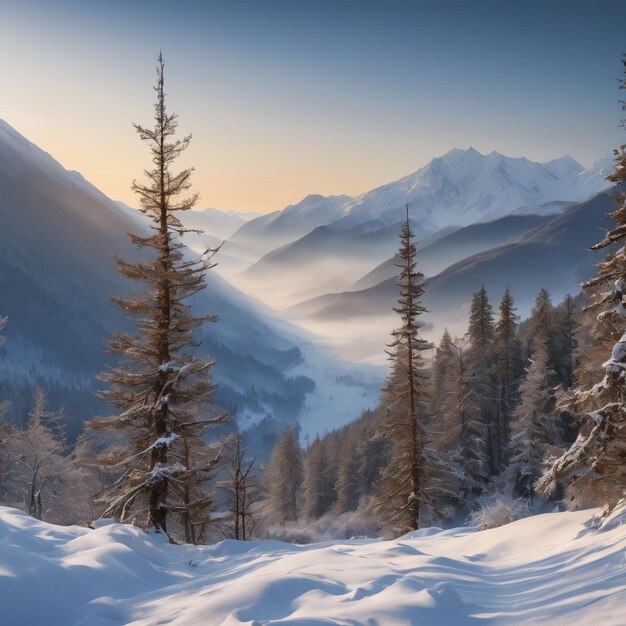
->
1, 504, 623, 625
0, 120, 316, 436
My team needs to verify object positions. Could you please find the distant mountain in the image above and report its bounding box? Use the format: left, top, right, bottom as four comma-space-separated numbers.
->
226, 194, 354, 260
224, 148, 611, 310
235, 221, 402, 308
290, 190, 615, 329
0, 119, 316, 436
352, 214, 551, 291
332, 148, 610, 234
182, 207, 258, 243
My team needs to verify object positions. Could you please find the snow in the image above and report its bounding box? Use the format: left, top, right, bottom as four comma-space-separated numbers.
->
0, 505, 624, 625
324, 147, 613, 235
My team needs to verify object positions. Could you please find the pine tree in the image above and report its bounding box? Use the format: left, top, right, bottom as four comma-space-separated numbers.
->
431, 329, 455, 422
88, 54, 226, 539
376, 208, 431, 532
302, 436, 325, 519
526, 289, 556, 368
553, 295, 578, 389
537, 56, 626, 510
465, 287, 499, 477
265, 426, 302, 524
335, 432, 361, 514
507, 342, 556, 499
493, 289, 522, 470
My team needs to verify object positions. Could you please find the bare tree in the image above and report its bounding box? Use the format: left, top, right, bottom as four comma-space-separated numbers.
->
223, 434, 259, 540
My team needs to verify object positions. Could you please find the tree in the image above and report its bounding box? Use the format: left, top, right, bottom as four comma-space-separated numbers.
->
449, 336, 490, 501
553, 295, 579, 389
431, 329, 455, 422
537, 56, 626, 511
0, 316, 9, 444
507, 342, 556, 499
1, 389, 74, 521
493, 289, 522, 470
526, 289, 556, 368
465, 287, 499, 476
88, 54, 227, 539
335, 431, 361, 514
223, 434, 259, 540
264, 426, 302, 524
302, 436, 325, 519
376, 208, 431, 532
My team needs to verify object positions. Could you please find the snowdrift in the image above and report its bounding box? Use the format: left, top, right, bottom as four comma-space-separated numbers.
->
0, 505, 624, 625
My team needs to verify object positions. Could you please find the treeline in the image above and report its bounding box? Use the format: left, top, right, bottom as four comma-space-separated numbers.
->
263, 286, 586, 535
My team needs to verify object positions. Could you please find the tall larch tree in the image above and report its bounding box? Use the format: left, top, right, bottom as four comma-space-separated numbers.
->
89, 54, 226, 539
493, 289, 522, 470
537, 56, 626, 511
377, 207, 431, 532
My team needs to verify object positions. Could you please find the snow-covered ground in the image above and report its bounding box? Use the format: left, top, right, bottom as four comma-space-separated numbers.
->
1, 506, 624, 625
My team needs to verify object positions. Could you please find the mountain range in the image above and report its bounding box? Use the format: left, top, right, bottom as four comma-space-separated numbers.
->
200, 147, 611, 313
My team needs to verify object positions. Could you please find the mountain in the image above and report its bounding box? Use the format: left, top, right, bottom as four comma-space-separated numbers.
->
224, 148, 611, 311
185, 207, 258, 240
234, 221, 402, 309
332, 148, 610, 234
352, 214, 552, 291
290, 190, 615, 333
226, 193, 354, 260
0, 119, 318, 437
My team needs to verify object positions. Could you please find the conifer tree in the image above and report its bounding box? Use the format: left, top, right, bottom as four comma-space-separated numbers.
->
88, 54, 226, 538
465, 287, 499, 476
507, 341, 556, 499
335, 433, 361, 514
431, 329, 455, 422
526, 289, 556, 367
493, 289, 522, 469
377, 208, 431, 532
302, 436, 325, 519
553, 295, 578, 389
537, 56, 626, 510
265, 426, 302, 524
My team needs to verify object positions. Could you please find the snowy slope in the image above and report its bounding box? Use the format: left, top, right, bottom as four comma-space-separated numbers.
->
0, 505, 624, 625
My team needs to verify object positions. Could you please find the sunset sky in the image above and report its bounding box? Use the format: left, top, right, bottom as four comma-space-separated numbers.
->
1, 0, 625, 213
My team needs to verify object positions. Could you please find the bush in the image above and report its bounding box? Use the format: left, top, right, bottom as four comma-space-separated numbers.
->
468, 493, 530, 530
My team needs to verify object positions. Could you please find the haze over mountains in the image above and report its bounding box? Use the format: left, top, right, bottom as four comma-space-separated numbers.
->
0, 119, 382, 446
179, 146, 614, 363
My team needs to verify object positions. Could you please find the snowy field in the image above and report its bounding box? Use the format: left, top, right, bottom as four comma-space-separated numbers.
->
0, 505, 624, 626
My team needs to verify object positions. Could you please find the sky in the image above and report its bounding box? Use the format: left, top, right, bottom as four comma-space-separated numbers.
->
1, 0, 625, 213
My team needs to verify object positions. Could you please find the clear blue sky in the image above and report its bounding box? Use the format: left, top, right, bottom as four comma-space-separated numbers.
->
1, 0, 625, 211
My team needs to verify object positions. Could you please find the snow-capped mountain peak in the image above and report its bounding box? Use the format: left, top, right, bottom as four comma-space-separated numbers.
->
336, 147, 611, 234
